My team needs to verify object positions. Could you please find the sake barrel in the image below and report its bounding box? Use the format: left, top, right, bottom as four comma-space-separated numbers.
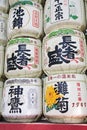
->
1, 78, 42, 122
43, 74, 87, 123
9, 0, 43, 6
7, 1, 43, 40
44, 0, 86, 34
4, 37, 42, 78
0, 11, 8, 46
0, 0, 9, 13
42, 28, 87, 75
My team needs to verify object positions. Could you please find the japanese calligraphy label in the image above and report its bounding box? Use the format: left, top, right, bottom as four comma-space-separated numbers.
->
4, 38, 41, 78
44, 0, 86, 34
32, 10, 39, 28
7, 1, 43, 40
43, 74, 87, 123
42, 29, 86, 75
51, 0, 69, 23
2, 78, 42, 122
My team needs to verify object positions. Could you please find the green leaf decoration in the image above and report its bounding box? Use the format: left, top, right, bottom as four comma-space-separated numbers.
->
46, 104, 59, 112
48, 29, 75, 38
46, 17, 50, 23
10, 1, 33, 8
70, 14, 78, 20
46, 105, 54, 112
72, 15, 78, 20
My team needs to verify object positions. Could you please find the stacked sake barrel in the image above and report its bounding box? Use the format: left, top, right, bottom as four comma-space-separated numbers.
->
0, 0, 9, 120
1, 0, 43, 123
42, 0, 87, 123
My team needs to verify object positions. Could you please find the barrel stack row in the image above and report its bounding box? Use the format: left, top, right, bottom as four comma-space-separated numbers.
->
0, 0, 9, 70
42, 0, 87, 123
0, 0, 9, 119
1, 0, 44, 123
0, 0, 87, 124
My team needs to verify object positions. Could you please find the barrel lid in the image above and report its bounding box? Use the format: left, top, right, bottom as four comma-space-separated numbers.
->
7, 37, 41, 46
43, 28, 85, 42
10, 0, 42, 9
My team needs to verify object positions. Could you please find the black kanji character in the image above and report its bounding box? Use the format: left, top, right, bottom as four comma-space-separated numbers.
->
48, 45, 70, 67
13, 6, 24, 29
7, 53, 23, 72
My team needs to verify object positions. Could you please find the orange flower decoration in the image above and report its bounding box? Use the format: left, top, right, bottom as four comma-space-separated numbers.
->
45, 85, 64, 108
